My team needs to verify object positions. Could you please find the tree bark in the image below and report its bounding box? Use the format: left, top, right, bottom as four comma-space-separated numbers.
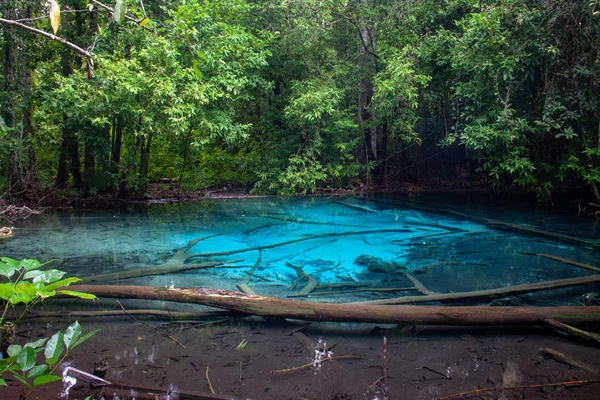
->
68, 284, 600, 326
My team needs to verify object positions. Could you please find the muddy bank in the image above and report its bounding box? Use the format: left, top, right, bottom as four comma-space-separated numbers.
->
4, 314, 600, 400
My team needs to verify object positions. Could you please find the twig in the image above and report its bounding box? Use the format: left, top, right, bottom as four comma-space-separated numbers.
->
438, 379, 600, 399
367, 377, 383, 389
167, 335, 186, 348
206, 364, 215, 394
423, 366, 452, 380
270, 355, 364, 373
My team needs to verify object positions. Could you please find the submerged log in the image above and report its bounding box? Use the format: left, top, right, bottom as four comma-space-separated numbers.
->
81, 261, 228, 283
356, 274, 600, 305
370, 198, 600, 250
69, 284, 600, 325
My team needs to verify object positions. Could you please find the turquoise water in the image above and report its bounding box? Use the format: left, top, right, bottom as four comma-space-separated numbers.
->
1, 195, 598, 305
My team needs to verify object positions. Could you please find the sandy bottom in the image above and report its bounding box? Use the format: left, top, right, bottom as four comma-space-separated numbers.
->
4, 312, 600, 400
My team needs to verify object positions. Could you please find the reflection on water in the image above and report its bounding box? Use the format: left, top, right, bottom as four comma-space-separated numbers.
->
1, 195, 598, 305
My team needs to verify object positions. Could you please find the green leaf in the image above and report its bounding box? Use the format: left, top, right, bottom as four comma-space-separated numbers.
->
63, 321, 82, 349
24, 269, 66, 284
58, 290, 96, 300
0, 262, 17, 278
24, 338, 48, 350
27, 364, 48, 380
72, 329, 99, 348
0, 378, 6, 386
46, 277, 81, 291
7, 344, 22, 357
33, 374, 61, 387
1, 257, 20, 267
0, 283, 15, 300
193, 59, 203, 79
44, 332, 64, 365
19, 259, 43, 271
113, 0, 127, 24
17, 346, 36, 372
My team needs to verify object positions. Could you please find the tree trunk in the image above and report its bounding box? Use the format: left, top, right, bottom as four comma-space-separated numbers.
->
83, 142, 95, 196
68, 284, 600, 326
140, 132, 152, 192
69, 132, 82, 188
1, 0, 17, 189
111, 118, 123, 175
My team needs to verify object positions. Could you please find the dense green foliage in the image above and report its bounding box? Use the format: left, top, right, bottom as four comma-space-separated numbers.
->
1, 0, 599, 201
0, 257, 97, 395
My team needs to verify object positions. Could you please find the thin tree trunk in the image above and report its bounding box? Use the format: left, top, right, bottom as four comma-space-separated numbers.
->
83, 142, 95, 196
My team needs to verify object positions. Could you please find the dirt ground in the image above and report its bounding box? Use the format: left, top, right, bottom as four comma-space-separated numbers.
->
4, 312, 600, 400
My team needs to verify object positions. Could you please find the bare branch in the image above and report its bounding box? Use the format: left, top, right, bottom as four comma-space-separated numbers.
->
0, 17, 92, 60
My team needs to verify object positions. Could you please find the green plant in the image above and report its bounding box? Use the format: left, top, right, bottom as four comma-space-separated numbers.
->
0, 257, 98, 397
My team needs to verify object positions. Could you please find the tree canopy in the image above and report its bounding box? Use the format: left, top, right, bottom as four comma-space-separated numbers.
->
1, 0, 599, 203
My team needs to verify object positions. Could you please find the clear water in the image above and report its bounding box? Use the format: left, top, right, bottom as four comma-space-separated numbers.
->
1, 195, 599, 305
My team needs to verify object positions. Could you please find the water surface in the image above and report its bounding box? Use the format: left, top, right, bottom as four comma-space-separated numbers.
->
2, 194, 598, 305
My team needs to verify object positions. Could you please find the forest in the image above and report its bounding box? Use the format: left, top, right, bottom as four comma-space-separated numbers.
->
1, 0, 599, 205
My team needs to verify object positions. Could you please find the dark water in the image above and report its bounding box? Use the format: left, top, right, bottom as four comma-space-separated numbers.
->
1, 194, 598, 305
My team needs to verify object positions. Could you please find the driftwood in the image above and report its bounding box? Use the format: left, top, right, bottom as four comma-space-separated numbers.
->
356, 274, 600, 305
545, 318, 600, 345
286, 262, 319, 296
540, 347, 598, 374
237, 250, 261, 295
68, 284, 600, 325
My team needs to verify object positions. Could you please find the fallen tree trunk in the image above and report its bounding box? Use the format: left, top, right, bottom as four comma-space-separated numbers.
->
68, 284, 600, 325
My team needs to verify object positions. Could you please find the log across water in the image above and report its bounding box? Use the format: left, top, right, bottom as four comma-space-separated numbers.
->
70, 284, 600, 326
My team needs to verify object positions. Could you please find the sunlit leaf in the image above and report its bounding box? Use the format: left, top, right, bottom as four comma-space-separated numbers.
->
63, 321, 82, 349
24, 338, 48, 350
44, 332, 64, 365
58, 290, 96, 300
0, 283, 15, 300
17, 346, 36, 372
7, 344, 22, 357
49, 0, 60, 34
0, 262, 17, 278
1, 257, 21, 269
46, 277, 81, 291
113, 0, 127, 24
20, 259, 42, 271
24, 269, 65, 284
